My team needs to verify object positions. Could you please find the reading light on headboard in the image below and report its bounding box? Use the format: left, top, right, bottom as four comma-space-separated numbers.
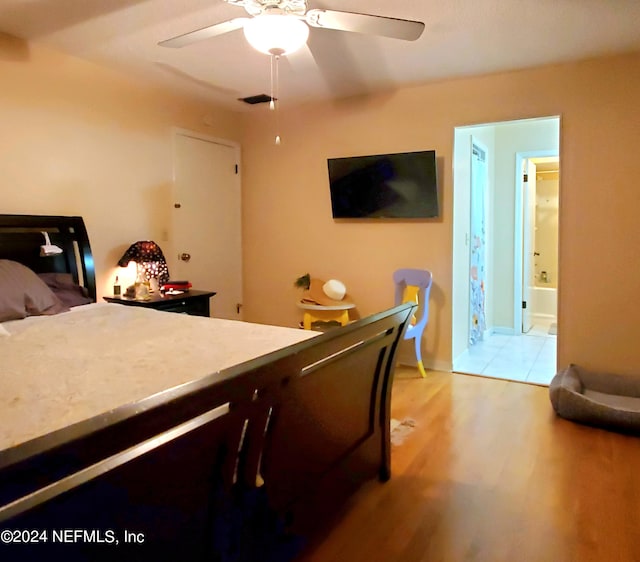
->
40, 231, 63, 257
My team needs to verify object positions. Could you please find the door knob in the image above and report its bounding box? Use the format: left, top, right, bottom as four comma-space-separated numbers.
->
179, 252, 191, 262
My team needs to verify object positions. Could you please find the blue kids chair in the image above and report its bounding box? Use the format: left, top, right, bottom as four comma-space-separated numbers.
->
393, 268, 433, 377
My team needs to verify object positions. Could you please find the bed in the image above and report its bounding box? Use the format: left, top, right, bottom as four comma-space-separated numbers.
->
0, 214, 415, 561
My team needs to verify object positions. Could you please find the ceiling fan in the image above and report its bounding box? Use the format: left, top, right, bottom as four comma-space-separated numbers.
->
159, 0, 425, 54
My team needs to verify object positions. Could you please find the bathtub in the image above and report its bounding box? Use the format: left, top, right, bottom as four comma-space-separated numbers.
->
531, 286, 557, 319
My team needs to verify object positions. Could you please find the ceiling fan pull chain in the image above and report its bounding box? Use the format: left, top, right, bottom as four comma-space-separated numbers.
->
269, 53, 275, 111
270, 53, 281, 145
275, 54, 281, 145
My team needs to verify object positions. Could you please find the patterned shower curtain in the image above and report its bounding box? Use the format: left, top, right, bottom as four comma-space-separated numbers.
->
469, 142, 486, 345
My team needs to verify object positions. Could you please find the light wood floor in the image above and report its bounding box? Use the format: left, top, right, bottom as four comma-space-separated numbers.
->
296, 368, 640, 562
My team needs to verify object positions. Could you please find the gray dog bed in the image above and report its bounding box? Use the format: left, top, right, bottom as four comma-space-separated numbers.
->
549, 364, 640, 433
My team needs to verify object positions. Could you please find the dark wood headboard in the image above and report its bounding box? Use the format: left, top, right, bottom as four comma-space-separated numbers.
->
0, 214, 96, 301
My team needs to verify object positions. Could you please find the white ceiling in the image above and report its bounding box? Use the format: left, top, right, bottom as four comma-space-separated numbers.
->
2, 0, 640, 112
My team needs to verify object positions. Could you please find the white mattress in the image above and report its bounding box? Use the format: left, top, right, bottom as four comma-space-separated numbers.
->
0, 303, 318, 451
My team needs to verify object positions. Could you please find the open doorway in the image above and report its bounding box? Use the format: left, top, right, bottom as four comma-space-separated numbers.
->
452, 116, 560, 385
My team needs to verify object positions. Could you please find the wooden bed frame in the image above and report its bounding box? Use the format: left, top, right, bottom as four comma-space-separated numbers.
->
0, 214, 415, 561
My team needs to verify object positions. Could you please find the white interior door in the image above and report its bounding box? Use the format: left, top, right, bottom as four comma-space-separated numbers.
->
522, 159, 537, 333
173, 131, 242, 319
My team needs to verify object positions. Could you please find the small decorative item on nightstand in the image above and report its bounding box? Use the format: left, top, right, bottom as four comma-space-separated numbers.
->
134, 269, 150, 300
161, 280, 193, 294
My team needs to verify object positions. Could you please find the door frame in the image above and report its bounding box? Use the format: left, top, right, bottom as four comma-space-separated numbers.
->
513, 150, 558, 333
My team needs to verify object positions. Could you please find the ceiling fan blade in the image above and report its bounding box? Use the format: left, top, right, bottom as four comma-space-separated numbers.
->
158, 17, 248, 48
306, 9, 424, 41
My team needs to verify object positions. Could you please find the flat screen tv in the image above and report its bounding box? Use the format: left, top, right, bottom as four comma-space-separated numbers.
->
327, 150, 439, 219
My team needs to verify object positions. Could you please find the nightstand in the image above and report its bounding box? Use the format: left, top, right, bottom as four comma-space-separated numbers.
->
104, 290, 216, 317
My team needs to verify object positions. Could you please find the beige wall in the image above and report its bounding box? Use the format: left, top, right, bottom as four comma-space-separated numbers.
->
241, 52, 640, 376
0, 40, 241, 297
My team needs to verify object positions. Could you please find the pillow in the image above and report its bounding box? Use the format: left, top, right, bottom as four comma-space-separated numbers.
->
37, 272, 93, 308
0, 260, 69, 322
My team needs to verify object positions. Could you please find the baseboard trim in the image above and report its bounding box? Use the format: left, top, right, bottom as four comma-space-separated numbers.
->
398, 358, 452, 374
426, 359, 453, 373
531, 313, 557, 321
491, 326, 516, 336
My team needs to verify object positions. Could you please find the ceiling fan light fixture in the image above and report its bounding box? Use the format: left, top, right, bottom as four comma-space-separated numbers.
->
243, 14, 309, 55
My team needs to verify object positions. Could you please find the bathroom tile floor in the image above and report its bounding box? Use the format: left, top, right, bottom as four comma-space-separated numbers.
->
453, 319, 557, 386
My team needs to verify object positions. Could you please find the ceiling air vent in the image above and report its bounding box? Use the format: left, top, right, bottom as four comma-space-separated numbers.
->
238, 94, 276, 105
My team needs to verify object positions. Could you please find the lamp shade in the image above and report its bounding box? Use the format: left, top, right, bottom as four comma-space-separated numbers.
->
117, 241, 170, 285
243, 14, 309, 55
